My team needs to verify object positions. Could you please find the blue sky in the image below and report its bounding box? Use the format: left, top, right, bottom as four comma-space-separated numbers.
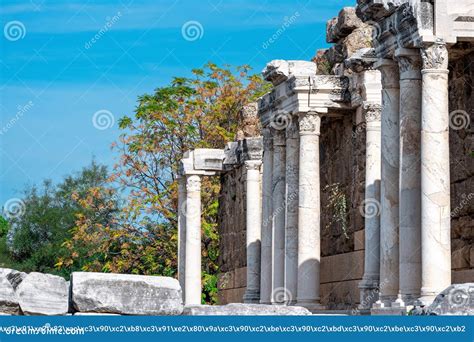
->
0, 0, 354, 206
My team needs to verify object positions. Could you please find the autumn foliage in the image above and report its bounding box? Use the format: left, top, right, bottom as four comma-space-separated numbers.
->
58, 63, 270, 303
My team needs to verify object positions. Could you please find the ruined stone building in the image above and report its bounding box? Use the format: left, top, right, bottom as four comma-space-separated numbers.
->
177, 0, 474, 314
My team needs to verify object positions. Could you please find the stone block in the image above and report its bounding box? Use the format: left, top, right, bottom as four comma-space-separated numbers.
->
71, 272, 183, 316
0, 276, 19, 315
262, 60, 316, 86
233, 267, 247, 289
218, 288, 245, 305
452, 246, 470, 269
193, 149, 225, 171
183, 303, 311, 316
327, 7, 364, 43
354, 229, 365, 251
422, 284, 474, 315
17, 273, 69, 316
320, 250, 364, 284
320, 280, 360, 310
453, 269, 474, 284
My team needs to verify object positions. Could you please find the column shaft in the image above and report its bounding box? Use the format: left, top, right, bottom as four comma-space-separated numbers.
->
284, 119, 299, 304
244, 161, 263, 303
271, 129, 286, 304
184, 174, 202, 305
359, 103, 382, 309
296, 112, 324, 311
396, 49, 423, 305
178, 177, 187, 299
376, 59, 401, 306
419, 43, 451, 304
260, 128, 273, 304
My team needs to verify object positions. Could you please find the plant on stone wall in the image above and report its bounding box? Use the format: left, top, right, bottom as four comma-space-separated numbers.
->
324, 183, 349, 239
60, 63, 270, 304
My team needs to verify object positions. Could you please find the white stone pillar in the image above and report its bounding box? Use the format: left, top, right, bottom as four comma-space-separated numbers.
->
395, 48, 423, 305
419, 42, 451, 304
271, 129, 286, 304
375, 59, 400, 306
184, 174, 202, 305
296, 111, 324, 311
260, 128, 273, 304
243, 160, 263, 303
284, 118, 299, 304
177, 177, 187, 299
358, 103, 382, 309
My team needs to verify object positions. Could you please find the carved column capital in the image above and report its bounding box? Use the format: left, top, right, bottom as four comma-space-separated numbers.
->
298, 112, 321, 136
272, 129, 286, 146
363, 103, 382, 123
286, 116, 299, 139
262, 128, 273, 151
374, 59, 400, 90
420, 42, 449, 71
395, 49, 422, 80
186, 175, 201, 192
244, 160, 262, 171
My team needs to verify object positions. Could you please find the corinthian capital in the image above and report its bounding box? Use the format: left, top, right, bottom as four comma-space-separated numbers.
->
363, 103, 382, 123
420, 42, 448, 70
298, 112, 321, 135
186, 175, 201, 192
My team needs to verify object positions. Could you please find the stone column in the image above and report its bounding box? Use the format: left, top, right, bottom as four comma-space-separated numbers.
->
296, 111, 324, 311
395, 48, 423, 306
358, 103, 382, 309
260, 128, 273, 304
284, 118, 299, 304
243, 160, 263, 303
177, 177, 187, 299
419, 42, 451, 304
375, 59, 400, 307
271, 129, 286, 304
184, 174, 202, 305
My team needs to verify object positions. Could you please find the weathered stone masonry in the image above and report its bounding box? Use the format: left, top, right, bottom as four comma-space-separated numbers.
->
178, 1, 473, 314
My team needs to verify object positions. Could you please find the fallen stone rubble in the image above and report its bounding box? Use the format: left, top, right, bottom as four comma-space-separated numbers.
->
0, 268, 312, 316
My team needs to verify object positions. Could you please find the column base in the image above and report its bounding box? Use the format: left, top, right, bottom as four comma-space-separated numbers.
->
358, 278, 380, 310
296, 300, 326, 312
243, 290, 261, 304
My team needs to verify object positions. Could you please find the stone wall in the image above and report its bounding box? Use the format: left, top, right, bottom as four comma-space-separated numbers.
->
450, 50, 474, 278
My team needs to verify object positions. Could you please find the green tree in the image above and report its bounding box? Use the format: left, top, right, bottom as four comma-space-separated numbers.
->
63, 63, 270, 303
7, 160, 116, 276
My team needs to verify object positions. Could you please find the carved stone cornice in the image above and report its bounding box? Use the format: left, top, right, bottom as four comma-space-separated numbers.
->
298, 112, 321, 136
358, 2, 434, 59
344, 48, 378, 73
420, 41, 449, 70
